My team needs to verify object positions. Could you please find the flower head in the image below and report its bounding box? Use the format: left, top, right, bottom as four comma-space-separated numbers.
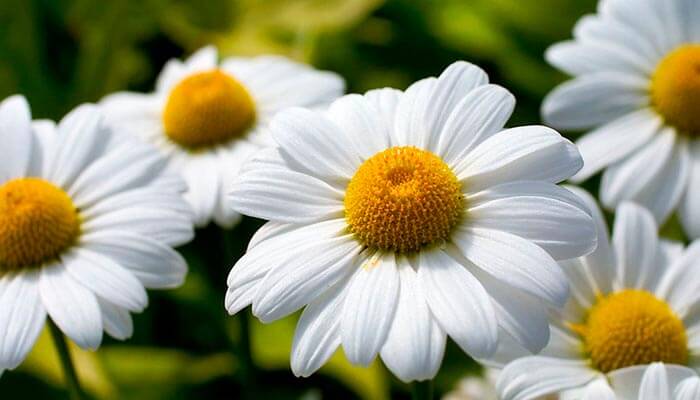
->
543, 0, 700, 238
497, 190, 700, 399
101, 46, 345, 227
225, 61, 597, 381
0, 95, 193, 374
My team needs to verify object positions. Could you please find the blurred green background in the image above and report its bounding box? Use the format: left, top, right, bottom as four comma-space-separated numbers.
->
0, 0, 604, 398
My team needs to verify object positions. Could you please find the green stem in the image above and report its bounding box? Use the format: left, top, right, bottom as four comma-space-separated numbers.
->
48, 319, 85, 400
411, 380, 434, 400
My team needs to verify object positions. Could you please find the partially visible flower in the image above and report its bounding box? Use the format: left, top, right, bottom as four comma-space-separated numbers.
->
444, 369, 557, 400
0, 95, 192, 375
225, 61, 596, 382
496, 190, 700, 399
101, 46, 345, 227
542, 0, 700, 238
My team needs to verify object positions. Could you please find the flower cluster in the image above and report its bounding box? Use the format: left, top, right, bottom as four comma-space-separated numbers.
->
2, 0, 700, 399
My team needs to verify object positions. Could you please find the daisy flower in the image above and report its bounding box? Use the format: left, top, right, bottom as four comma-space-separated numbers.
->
225, 61, 597, 382
0, 95, 193, 375
496, 191, 700, 399
543, 0, 700, 237
101, 46, 345, 228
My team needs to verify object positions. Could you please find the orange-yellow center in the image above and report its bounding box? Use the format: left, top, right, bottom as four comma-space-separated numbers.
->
163, 69, 256, 149
0, 178, 80, 272
571, 289, 688, 373
651, 44, 700, 136
344, 146, 463, 253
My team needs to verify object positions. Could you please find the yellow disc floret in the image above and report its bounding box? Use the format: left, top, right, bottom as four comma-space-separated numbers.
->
163, 69, 256, 149
571, 289, 688, 373
344, 146, 463, 253
651, 44, 700, 136
0, 178, 80, 272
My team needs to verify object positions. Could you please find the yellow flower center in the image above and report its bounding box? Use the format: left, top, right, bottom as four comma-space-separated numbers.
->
651, 44, 700, 136
571, 289, 688, 373
0, 178, 80, 272
163, 69, 256, 149
344, 146, 463, 253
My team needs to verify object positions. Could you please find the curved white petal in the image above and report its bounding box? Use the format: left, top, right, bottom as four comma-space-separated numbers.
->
497, 357, 598, 400
437, 84, 515, 167
0, 95, 33, 181
581, 378, 616, 400
253, 236, 360, 322
608, 363, 697, 400
545, 40, 652, 77
674, 377, 700, 400
98, 298, 133, 341
452, 226, 569, 307
81, 230, 187, 289
182, 154, 220, 227
542, 73, 648, 130
63, 249, 147, 312
467, 182, 596, 260
679, 142, 700, 239
39, 264, 103, 350
270, 107, 360, 182
0, 271, 45, 370
611, 202, 659, 290
341, 252, 400, 366
457, 126, 582, 191
326, 94, 391, 160
392, 77, 436, 148
571, 109, 661, 182
363, 88, 401, 144
291, 281, 346, 377
418, 249, 497, 359
380, 257, 446, 382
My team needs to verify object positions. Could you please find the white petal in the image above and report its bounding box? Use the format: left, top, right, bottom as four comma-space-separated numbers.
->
656, 241, 700, 318
437, 84, 515, 167
542, 73, 648, 130
0, 95, 33, 181
456, 126, 582, 191
639, 363, 672, 400
69, 140, 168, 209
81, 230, 187, 289
380, 257, 445, 382
253, 236, 360, 322
392, 77, 437, 148
226, 219, 347, 315
230, 158, 344, 223
341, 252, 400, 366
211, 144, 257, 228
0, 272, 45, 369
466, 262, 549, 354
422, 62, 489, 152
363, 88, 401, 143
611, 202, 659, 290
598, 0, 676, 56
467, 182, 596, 260
452, 226, 569, 307
679, 143, 700, 239
418, 249, 497, 358
184, 46, 217, 71
564, 185, 616, 295
39, 264, 103, 350
674, 377, 700, 400
270, 107, 360, 182
46, 105, 108, 188
581, 378, 616, 400
545, 40, 652, 77
182, 154, 220, 227
571, 109, 661, 182
98, 298, 133, 341
600, 128, 676, 212
497, 357, 598, 400
326, 94, 391, 160
291, 281, 346, 377
63, 249, 147, 312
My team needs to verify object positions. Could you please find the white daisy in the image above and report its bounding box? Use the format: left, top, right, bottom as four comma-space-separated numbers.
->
496, 191, 700, 399
0, 95, 193, 375
542, 0, 700, 237
224, 61, 597, 382
101, 46, 345, 228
